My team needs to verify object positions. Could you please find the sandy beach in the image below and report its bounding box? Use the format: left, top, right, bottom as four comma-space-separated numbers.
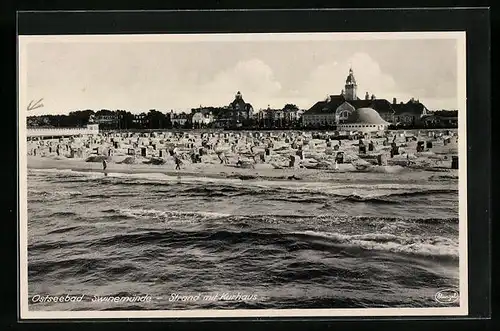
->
27, 155, 457, 184
26, 129, 459, 184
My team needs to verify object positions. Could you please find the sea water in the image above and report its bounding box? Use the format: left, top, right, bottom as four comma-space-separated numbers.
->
27, 168, 459, 311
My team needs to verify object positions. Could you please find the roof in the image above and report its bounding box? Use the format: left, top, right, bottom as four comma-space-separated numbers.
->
305, 95, 395, 115
229, 95, 253, 111
303, 95, 347, 115
349, 99, 395, 114
393, 99, 427, 115
230, 98, 245, 109
192, 111, 212, 117
368, 99, 395, 114
344, 108, 389, 125
432, 110, 458, 117
349, 99, 372, 109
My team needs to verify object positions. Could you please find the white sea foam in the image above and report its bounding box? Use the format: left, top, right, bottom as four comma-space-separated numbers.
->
29, 189, 82, 196
117, 208, 232, 220
29, 168, 75, 174
299, 230, 458, 258
106, 172, 177, 181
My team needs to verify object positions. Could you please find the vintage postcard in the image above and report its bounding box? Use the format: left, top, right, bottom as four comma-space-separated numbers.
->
18, 31, 467, 319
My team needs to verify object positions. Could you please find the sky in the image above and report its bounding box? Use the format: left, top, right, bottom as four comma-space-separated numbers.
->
21, 34, 462, 115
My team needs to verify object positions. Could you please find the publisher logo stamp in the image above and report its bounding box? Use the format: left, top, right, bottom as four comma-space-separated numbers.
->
434, 289, 459, 304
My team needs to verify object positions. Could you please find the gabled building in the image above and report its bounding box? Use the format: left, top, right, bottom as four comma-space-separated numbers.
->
255, 104, 304, 128
392, 98, 430, 127
214, 91, 254, 128
169, 111, 191, 127
421, 110, 458, 128
191, 108, 215, 126
256, 107, 278, 127
302, 97, 340, 127
255, 106, 281, 128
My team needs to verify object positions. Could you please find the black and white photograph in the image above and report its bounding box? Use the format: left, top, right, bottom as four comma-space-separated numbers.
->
18, 31, 467, 318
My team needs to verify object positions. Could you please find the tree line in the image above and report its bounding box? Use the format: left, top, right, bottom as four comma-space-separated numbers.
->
26, 104, 305, 130
27, 109, 176, 130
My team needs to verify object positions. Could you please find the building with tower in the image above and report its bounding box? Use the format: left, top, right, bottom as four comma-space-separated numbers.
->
213, 91, 254, 128
229, 91, 254, 121
189, 91, 254, 128
302, 67, 429, 128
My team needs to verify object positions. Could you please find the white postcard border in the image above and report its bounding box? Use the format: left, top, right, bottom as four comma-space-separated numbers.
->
18, 31, 468, 319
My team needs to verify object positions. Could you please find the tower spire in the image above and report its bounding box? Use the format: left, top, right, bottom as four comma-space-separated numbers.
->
344, 67, 357, 100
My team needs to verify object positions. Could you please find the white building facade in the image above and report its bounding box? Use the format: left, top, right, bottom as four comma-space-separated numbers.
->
192, 111, 214, 125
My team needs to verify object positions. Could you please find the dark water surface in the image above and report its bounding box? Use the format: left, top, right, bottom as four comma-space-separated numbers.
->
27, 168, 459, 311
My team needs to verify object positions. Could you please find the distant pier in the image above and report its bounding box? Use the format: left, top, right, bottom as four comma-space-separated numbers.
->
26, 124, 99, 139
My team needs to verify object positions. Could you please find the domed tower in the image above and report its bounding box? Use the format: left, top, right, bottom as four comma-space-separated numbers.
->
235, 91, 243, 100
344, 68, 357, 101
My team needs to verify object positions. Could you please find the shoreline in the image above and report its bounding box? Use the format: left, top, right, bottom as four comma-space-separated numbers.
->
27, 156, 458, 184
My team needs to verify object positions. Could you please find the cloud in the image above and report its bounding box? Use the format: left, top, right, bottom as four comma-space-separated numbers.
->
196, 59, 282, 108
303, 52, 397, 101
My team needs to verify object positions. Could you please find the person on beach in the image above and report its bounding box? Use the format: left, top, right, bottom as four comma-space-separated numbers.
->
249, 146, 259, 164
174, 155, 182, 170
406, 153, 415, 166
217, 151, 228, 164
102, 159, 107, 171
